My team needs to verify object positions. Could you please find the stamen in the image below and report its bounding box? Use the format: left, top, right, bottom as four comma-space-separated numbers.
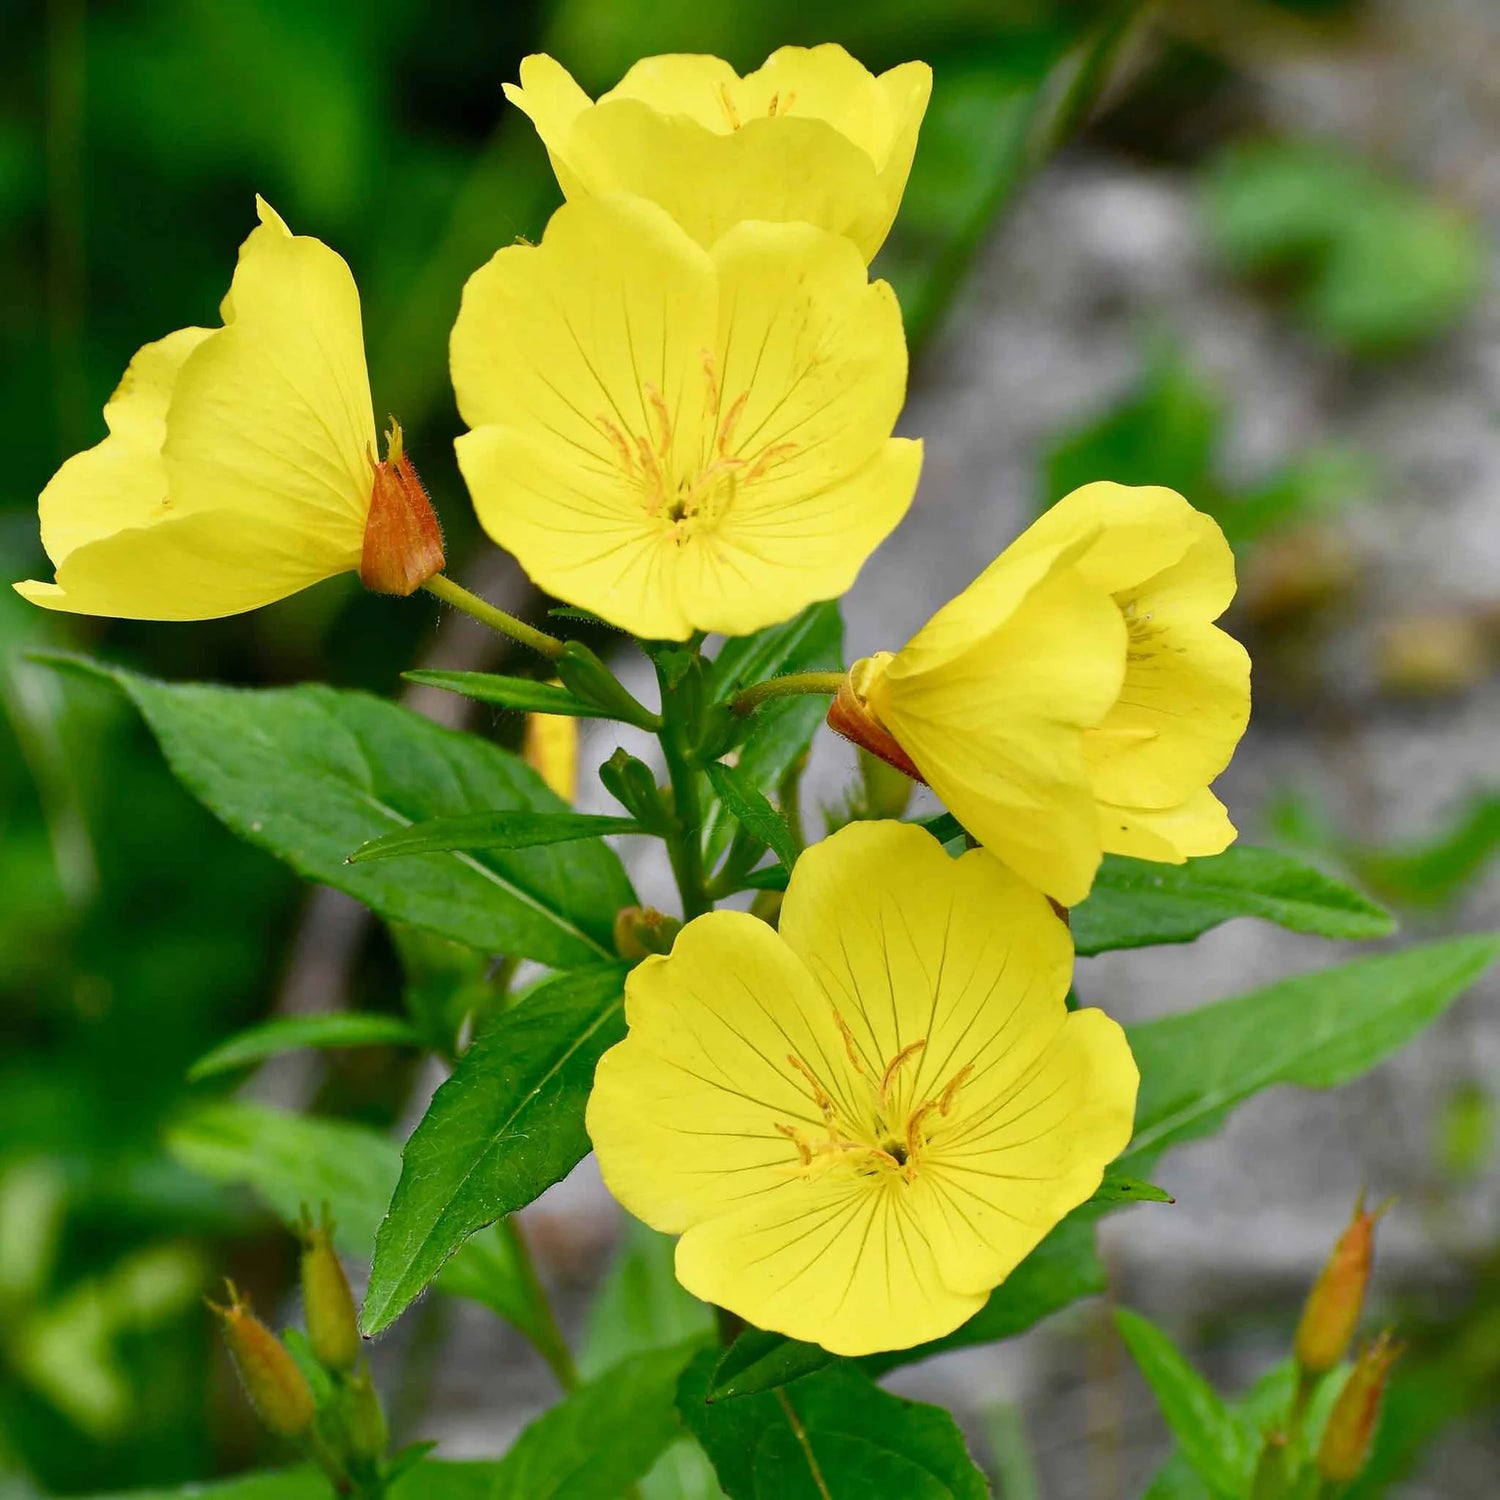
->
743, 441, 797, 483
774, 1121, 812, 1167
832, 1009, 865, 1075
598, 415, 634, 473
767, 91, 779, 117
717, 83, 742, 131
700, 349, 721, 418
905, 1099, 938, 1169
938, 1064, 974, 1117
716, 391, 749, 458
643, 382, 673, 458
786, 1054, 836, 1121
878, 1039, 926, 1113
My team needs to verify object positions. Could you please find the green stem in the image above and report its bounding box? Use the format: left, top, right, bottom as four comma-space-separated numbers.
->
657, 662, 711, 920
731, 671, 846, 717
507, 1217, 579, 1393
422, 574, 563, 661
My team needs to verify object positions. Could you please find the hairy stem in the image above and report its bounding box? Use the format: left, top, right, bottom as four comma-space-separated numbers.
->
657, 661, 712, 920
423, 574, 563, 661
731, 671, 846, 717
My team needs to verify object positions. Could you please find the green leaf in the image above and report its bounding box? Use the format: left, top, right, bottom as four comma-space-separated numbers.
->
86, 1471, 330, 1500
704, 602, 843, 866
1352, 794, 1500, 908
39, 655, 633, 969
1116, 1308, 1254, 1499
165, 1102, 539, 1339
678, 1350, 988, 1500
1072, 846, 1396, 957
704, 761, 798, 871
478, 1342, 705, 1499
348, 810, 646, 864
187, 1013, 422, 1081
1125, 934, 1500, 1163
1088, 1170, 1174, 1207
363, 965, 628, 1335
402, 669, 598, 717
709, 1216, 1103, 1399
709, 1328, 837, 1402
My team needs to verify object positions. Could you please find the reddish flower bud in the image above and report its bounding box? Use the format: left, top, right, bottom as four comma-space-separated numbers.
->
361, 419, 445, 596
1295, 1193, 1389, 1374
1316, 1331, 1400, 1484
825, 657, 924, 784
299, 1209, 361, 1373
209, 1281, 315, 1437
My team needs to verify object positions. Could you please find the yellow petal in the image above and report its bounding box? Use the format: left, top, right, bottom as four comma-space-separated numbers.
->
777, 824, 1075, 1108
524, 710, 578, 803
1100, 786, 1238, 861
586, 909, 851, 1232
676, 1175, 985, 1357
920, 1007, 1137, 1298
161, 197, 375, 572
503, 48, 929, 260
452, 198, 916, 639
873, 544, 1128, 905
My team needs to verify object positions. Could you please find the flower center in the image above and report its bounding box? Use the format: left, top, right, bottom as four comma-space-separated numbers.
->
596, 352, 797, 547
777, 1016, 974, 1185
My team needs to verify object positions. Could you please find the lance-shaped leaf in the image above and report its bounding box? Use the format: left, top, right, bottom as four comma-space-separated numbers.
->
679, 1350, 988, 1500
1124, 933, 1500, 1163
1116, 1308, 1255, 1499
36, 654, 632, 969
348, 810, 646, 863
1072, 846, 1396, 955
402, 669, 596, 717
363, 965, 628, 1335
704, 760, 798, 871
187, 1013, 422, 1081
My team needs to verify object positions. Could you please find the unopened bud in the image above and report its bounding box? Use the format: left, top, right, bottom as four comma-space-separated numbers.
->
826, 657, 923, 784
340, 1365, 388, 1462
1316, 1331, 1400, 1484
614, 905, 682, 960
209, 1281, 315, 1437
1295, 1193, 1389, 1374
299, 1209, 361, 1373
555, 641, 656, 729
599, 749, 665, 829
360, 419, 445, 596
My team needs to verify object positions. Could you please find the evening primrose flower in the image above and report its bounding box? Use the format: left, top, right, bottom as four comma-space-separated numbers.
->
586, 821, 1137, 1356
15, 199, 442, 620
504, 46, 931, 262
450, 194, 920, 640
832, 483, 1251, 905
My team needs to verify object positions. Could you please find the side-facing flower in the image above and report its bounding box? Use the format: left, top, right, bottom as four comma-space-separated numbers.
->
832, 483, 1251, 905
15, 198, 442, 620
504, 46, 931, 262
451, 194, 920, 640
586, 821, 1138, 1356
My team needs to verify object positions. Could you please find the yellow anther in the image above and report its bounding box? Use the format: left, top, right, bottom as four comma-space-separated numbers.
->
717, 390, 749, 458
878, 1039, 927, 1113
598, 415, 634, 473
905, 1099, 938, 1168
717, 83, 742, 131
938, 1064, 974, 1117
833, 1009, 865, 1075
643, 382, 674, 456
775, 1121, 812, 1166
767, 92, 780, 117
744, 441, 797, 483
700, 349, 721, 416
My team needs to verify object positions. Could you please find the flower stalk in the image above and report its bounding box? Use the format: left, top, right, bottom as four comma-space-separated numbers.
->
731, 671, 846, 716
422, 573, 564, 661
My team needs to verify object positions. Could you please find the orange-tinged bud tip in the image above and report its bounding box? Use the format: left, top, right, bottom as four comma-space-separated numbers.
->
298, 1207, 361, 1373
208, 1280, 315, 1437
1317, 1330, 1401, 1484
361, 419, 445, 596
1295, 1192, 1390, 1374
826, 659, 924, 785
614, 905, 683, 960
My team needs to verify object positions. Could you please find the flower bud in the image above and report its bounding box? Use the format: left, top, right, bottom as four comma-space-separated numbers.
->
1295, 1194, 1388, 1374
340, 1365, 388, 1462
826, 656, 923, 783
360, 419, 445, 596
209, 1281, 315, 1437
555, 641, 656, 729
598, 748, 666, 829
613, 905, 682, 960
299, 1210, 361, 1373
1316, 1331, 1400, 1484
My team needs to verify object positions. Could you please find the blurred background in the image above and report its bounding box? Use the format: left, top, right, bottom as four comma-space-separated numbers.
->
3, 0, 1498, 1494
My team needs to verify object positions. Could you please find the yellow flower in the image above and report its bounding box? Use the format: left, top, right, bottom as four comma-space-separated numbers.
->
586, 821, 1137, 1356
451, 194, 920, 640
504, 46, 931, 262
15, 199, 441, 620
836, 483, 1251, 906
524, 704, 578, 802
